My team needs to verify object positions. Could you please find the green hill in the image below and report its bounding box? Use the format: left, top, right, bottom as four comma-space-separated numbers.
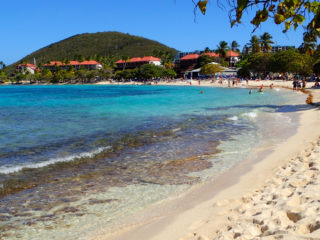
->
9, 31, 177, 71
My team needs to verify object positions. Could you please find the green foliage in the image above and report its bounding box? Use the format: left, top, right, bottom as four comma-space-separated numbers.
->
139, 64, 164, 79
162, 68, 177, 78
247, 52, 272, 74
152, 50, 174, 67
269, 49, 312, 75
200, 64, 224, 75
260, 32, 274, 52
249, 35, 261, 53
231, 41, 240, 52
196, 55, 213, 68
237, 67, 251, 78
115, 64, 177, 80
195, 0, 320, 43
0, 71, 7, 82
216, 41, 229, 59
313, 59, 320, 74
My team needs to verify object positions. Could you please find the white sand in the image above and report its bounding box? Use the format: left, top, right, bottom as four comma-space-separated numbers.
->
87, 82, 320, 240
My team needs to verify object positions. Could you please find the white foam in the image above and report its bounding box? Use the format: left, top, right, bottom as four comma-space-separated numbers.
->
275, 88, 280, 91
228, 116, 238, 121
242, 111, 258, 119
171, 128, 181, 132
0, 146, 111, 174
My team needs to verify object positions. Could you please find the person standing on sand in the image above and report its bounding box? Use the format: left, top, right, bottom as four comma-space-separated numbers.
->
293, 80, 297, 90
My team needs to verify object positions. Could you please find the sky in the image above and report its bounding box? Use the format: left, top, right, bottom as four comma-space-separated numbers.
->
1, 0, 307, 65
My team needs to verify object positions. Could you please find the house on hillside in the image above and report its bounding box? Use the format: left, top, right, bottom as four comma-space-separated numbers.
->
115, 56, 161, 70
43, 60, 102, 72
16, 63, 39, 74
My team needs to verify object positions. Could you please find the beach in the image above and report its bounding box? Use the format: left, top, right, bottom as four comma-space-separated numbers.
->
86, 83, 320, 240
1, 82, 319, 240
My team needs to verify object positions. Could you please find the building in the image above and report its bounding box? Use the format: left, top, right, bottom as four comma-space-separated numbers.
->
16, 63, 39, 74
226, 51, 240, 67
242, 45, 295, 55
115, 56, 161, 70
174, 54, 200, 76
43, 60, 102, 72
174, 50, 240, 77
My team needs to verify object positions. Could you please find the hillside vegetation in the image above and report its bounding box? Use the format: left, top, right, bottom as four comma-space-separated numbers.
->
11, 31, 177, 67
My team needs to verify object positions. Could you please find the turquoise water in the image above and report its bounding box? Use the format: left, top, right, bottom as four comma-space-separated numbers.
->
0, 85, 305, 239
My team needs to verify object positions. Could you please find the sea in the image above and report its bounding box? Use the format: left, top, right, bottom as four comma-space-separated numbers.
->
0, 84, 306, 239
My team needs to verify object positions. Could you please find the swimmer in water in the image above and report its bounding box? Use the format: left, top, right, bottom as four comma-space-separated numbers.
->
249, 89, 252, 95
200, 90, 203, 94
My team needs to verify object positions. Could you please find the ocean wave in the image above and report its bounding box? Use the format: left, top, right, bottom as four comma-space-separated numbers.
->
242, 111, 258, 119
228, 116, 238, 121
0, 146, 111, 174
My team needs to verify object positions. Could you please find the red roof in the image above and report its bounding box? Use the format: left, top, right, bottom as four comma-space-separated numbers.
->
130, 57, 143, 62
69, 61, 80, 65
79, 60, 101, 65
116, 59, 125, 64
141, 56, 161, 61
18, 63, 37, 68
44, 60, 101, 66
180, 54, 199, 60
116, 56, 161, 64
202, 52, 220, 58
44, 61, 63, 66
226, 51, 240, 57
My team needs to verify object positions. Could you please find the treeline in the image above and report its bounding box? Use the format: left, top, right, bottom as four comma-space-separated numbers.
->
0, 52, 178, 84
115, 64, 176, 80
237, 48, 320, 78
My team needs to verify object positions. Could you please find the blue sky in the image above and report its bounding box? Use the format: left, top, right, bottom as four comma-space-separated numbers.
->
1, 0, 305, 65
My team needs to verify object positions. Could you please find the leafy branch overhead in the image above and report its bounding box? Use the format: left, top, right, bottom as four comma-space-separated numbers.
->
194, 0, 320, 41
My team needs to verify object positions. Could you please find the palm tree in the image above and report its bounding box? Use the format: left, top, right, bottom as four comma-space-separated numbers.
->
249, 35, 261, 53
260, 32, 274, 52
0, 61, 5, 70
216, 41, 229, 59
204, 47, 210, 53
299, 41, 316, 56
121, 55, 130, 70
231, 41, 240, 52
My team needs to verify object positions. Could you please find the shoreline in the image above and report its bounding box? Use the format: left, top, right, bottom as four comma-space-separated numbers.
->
87, 85, 320, 240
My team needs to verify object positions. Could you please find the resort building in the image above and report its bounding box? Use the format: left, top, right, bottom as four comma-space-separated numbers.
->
174, 54, 200, 76
226, 51, 240, 67
43, 60, 102, 72
115, 56, 161, 70
242, 45, 295, 54
174, 50, 240, 77
16, 63, 39, 74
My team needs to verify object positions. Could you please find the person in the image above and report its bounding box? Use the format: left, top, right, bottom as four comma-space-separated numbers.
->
258, 85, 264, 93
270, 83, 273, 89
249, 89, 252, 95
200, 90, 203, 94
293, 80, 297, 90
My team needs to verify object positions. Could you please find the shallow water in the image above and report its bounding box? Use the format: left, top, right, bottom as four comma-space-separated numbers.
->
0, 85, 306, 239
